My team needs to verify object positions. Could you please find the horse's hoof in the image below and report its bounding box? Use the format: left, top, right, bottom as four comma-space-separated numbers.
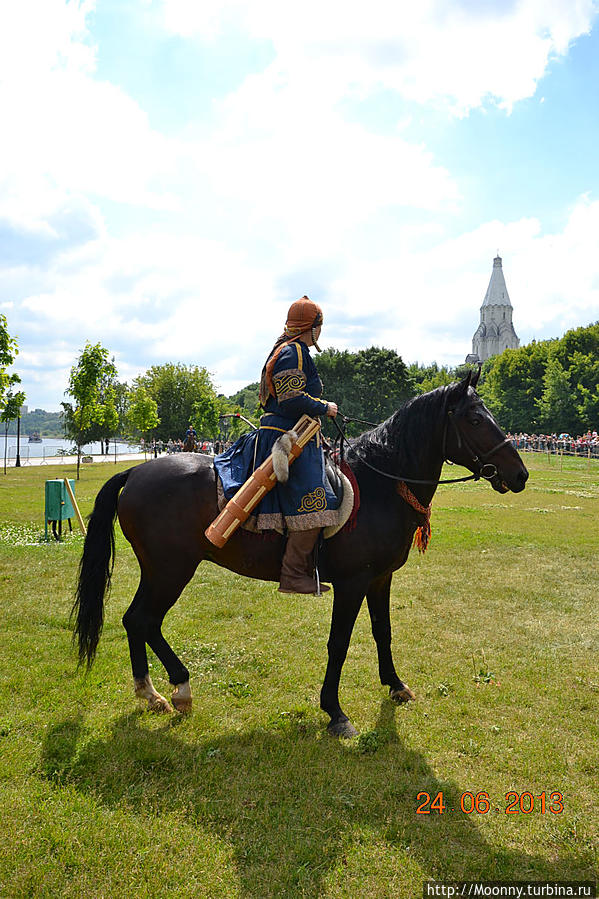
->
172, 696, 192, 715
327, 718, 359, 739
390, 684, 416, 703
148, 695, 173, 714
171, 682, 192, 714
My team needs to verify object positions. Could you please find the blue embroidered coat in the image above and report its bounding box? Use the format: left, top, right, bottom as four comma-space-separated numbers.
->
214, 338, 340, 531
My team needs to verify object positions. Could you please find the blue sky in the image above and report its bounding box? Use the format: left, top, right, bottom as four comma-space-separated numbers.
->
1, 0, 599, 411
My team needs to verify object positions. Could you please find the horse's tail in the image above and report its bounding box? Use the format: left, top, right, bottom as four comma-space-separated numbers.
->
71, 469, 131, 669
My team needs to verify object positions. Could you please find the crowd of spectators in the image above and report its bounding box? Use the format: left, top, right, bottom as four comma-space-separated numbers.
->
508, 430, 599, 458
164, 438, 217, 454
140, 438, 222, 455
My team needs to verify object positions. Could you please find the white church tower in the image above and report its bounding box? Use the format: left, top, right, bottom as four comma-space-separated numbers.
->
466, 254, 520, 363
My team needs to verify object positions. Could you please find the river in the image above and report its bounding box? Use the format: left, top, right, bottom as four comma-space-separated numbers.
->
1, 436, 143, 464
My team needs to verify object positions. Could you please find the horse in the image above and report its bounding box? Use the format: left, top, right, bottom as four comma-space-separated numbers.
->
72, 371, 528, 738
182, 434, 197, 453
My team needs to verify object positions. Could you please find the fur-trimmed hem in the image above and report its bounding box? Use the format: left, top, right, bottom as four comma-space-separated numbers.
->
257, 510, 340, 531
215, 472, 342, 534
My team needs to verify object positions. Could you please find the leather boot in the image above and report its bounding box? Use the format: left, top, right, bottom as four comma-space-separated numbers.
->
278, 527, 330, 595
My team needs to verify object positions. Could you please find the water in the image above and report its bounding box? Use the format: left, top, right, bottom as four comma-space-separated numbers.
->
2, 437, 142, 463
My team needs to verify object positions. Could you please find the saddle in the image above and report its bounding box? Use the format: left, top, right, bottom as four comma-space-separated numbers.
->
324, 454, 345, 504
322, 453, 356, 538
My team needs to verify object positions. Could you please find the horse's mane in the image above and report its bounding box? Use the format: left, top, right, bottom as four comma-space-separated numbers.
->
348, 385, 450, 474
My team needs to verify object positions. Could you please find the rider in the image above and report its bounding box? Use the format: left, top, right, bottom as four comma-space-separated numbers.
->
185, 423, 197, 443
215, 296, 340, 594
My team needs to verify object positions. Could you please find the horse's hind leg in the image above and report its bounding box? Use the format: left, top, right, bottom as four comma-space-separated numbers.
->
366, 574, 415, 703
123, 561, 197, 714
123, 581, 175, 713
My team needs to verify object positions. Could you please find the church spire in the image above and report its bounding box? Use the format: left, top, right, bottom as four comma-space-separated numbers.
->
481, 254, 512, 308
465, 255, 520, 364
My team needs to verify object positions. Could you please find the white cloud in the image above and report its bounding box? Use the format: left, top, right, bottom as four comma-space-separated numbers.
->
0, 0, 182, 236
3, 1, 599, 411
10, 194, 599, 409
162, 0, 599, 114
0, 0, 95, 83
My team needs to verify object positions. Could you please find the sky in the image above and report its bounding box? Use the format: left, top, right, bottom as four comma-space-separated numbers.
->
2, 0, 599, 411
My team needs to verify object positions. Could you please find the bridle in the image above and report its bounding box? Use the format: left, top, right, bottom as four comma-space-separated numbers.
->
332, 405, 511, 487
442, 410, 511, 484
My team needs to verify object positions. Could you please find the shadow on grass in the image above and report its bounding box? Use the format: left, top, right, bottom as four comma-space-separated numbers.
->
41, 702, 595, 896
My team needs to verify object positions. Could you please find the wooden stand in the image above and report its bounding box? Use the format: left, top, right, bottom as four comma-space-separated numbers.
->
63, 477, 87, 536
205, 415, 320, 548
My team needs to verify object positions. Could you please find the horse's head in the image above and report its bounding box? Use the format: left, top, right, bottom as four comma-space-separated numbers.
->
444, 369, 528, 494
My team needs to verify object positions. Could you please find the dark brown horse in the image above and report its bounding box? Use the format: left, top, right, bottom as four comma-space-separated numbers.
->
73, 371, 528, 737
182, 434, 197, 452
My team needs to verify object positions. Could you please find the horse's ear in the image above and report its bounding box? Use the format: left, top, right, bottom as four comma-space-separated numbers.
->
447, 371, 471, 407
471, 363, 482, 390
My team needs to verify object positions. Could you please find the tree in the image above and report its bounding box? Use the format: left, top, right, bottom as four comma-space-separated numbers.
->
0, 313, 23, 414
191, 392, 221, 439
228, 382, 261, 422
316, 348, 360, 433
317, 346, 414, 437
535, 356, 576, 434
2, 388, 26, 474
354, 346, 415, 427
127, 386, 159, 454
408, 361, 455, 394
135, 363, 222, 442
480, 323, 599, 434
112, 380, 131, 448
480, 342, 550, 432
63, 342, 118, 478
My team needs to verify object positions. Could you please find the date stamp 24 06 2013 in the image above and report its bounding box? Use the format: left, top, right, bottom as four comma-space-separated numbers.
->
416, 791, 564, 816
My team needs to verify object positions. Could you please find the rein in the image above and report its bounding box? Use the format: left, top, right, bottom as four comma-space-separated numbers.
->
330, 405, 511, 556
332, 411, 509, 486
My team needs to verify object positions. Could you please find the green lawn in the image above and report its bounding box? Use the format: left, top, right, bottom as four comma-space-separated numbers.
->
0, 454, 597, 897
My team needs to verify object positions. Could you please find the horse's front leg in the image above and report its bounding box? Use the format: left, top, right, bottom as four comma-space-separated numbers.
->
320, 584, 365, 738
366, 573, 415, 703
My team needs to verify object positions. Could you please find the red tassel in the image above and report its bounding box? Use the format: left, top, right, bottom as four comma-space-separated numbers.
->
397, 481, 432, 554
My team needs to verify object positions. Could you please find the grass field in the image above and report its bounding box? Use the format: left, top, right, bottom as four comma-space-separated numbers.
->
0, 454, 597, 897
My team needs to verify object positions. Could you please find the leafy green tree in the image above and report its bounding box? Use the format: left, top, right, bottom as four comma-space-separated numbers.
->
480, 323, 599, 433
191, 393, 221, 439
127, 386, 159, 453
0, 313, 23, 415
317, 349, 359, 423
113, 381, 131, 441
216, 398, 257, 442
408, 362, 454, 394
6, 409, 63, 438
228, 382, 261, 421
62, 342, 118, 478
535, 356, 576, 433
135, 363, 221, 442
317, 346, 414, 436
555, 326, 599, 431
2, 388, 26, 474
576, 380, 599, 430
480, 341, 550, 432
354, 346, 415, 426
